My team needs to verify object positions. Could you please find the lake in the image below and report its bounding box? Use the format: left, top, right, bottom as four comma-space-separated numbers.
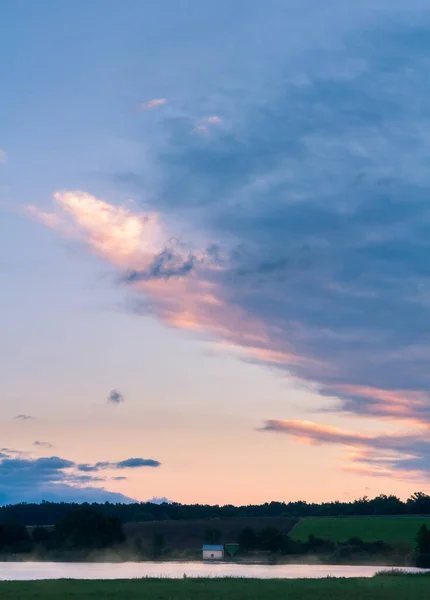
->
0, 562, 425, 580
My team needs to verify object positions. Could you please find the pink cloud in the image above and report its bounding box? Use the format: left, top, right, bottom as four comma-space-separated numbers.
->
261, 419, 430, 481
137, 98, 167, 111
28, 191, 306, 370
202, 116, 222, 124
323, 384, 430, 425
192, 116, 223, 135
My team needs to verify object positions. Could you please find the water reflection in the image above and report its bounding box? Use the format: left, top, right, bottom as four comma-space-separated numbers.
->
0, 562, 425, 581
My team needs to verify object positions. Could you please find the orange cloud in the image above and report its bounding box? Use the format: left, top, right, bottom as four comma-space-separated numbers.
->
28, 191, 305, 370
28, 191, 162, 268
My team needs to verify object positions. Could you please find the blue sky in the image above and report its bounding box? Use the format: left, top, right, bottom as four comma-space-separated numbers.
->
2, 0, 430, 505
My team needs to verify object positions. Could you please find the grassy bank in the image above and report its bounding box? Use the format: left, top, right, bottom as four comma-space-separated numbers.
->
0, 575, 429, 599
291, 516, 430, 547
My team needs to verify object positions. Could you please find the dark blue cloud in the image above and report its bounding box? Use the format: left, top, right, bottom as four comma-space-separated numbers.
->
108, 389, 124, 405
123, 15, 430, 405
0, 451, 160, 505
124, 247, 196, 283
76, 463, 96, 472
116, 458, 161, 468
117, 13, 430, 477
0, 456, 75, 470
77, 458, 161, 471
0, 484, 134, 506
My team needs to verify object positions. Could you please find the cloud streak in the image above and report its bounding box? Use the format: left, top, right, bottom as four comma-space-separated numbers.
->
321, 385, 430, 425
33, 441, 54, 449
137, 98, 166, 111
77, 458, 161, 472
261, 419, 430, 480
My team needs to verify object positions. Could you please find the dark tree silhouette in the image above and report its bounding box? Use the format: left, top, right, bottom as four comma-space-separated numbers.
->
258, 527, 286, 553
151, 533, 165, 558
54, 507, 124, 550
204, 527, 222, 544
415, 524, 430, 554
237, 527, 259, 552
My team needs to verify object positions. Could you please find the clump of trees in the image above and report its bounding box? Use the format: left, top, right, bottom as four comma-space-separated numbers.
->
0, 507, 125, 556
415, 524, 430, 568
53, 507, 125, 550
236, 526, 405, 564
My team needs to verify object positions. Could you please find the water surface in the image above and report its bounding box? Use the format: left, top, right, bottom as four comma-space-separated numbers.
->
0, 562, 425, 581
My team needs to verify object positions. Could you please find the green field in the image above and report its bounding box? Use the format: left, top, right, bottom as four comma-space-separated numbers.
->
291, 516, 430, 546
0, 576, 429, 600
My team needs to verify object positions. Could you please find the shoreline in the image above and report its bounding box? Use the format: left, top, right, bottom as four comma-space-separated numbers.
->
0, 555, 415, 567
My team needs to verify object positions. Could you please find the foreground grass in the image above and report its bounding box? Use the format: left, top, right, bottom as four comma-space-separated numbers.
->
0, 576, 430, 600
291, 516, 430, 546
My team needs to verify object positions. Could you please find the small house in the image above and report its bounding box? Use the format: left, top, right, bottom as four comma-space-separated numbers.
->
202, 544, 224, 560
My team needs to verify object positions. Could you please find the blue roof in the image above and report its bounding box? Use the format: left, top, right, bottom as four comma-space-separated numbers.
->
202, 545, 224, 551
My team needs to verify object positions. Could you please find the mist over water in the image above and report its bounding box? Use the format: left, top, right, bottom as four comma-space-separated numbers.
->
0, 562, 424, 581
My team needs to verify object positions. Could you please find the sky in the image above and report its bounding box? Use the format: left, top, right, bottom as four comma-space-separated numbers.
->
1, 0, 430, 505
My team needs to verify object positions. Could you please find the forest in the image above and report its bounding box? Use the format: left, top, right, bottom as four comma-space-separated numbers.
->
0, 492, 429, 526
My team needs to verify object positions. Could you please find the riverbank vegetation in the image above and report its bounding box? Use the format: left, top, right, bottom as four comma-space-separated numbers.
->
1, 575, 430, 600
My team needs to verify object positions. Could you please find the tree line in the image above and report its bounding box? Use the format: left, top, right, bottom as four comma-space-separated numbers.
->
0, 492, 430, 525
